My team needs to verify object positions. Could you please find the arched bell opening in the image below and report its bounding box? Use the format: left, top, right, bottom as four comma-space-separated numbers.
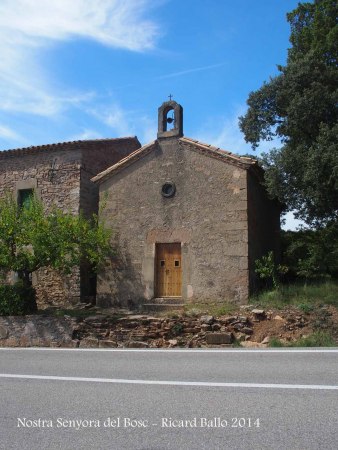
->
164, 107, 175, 131
157, 100, 183, 139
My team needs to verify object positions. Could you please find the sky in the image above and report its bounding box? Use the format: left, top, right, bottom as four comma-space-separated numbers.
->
0, 0, 304, 229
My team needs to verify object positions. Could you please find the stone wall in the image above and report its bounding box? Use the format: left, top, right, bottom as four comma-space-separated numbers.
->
0, 315, 77, 347
0, 138, 141, 307
96, 138, 251, 307
0, 148, 83, 307
78, 139, 141, 301
80, 138, 141, 218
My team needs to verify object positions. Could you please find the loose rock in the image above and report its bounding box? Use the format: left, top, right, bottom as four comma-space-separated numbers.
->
205, 332, 233, 345
200, 315, 214, 325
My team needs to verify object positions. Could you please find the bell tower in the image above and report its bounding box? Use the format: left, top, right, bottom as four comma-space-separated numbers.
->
157, 98, 183, 139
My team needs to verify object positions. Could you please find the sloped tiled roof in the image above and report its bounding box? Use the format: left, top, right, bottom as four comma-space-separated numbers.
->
180, 137, 258, 169
92, 136, 260, 184
0, 137, 140, 159
91, 141, 157, 183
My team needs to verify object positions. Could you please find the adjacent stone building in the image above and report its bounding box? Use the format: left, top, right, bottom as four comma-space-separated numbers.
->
92, 101, 280, 307
0, 137, 141, 307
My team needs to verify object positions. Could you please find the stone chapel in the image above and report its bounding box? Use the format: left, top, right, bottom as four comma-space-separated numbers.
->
92, 100, 280, 307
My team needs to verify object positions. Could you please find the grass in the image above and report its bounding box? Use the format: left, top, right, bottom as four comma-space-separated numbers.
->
183, 301, 236, 317
269, 331, 336, 348
253, 280, 338, 310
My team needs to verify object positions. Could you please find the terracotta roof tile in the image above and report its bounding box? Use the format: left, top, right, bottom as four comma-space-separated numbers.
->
92, 136, 261, 184
179, 137, 258, 167
0, 137, 140, 159
91, 141, 157, 183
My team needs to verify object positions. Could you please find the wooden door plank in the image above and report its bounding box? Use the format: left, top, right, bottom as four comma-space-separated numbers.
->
155, 243, 182, 297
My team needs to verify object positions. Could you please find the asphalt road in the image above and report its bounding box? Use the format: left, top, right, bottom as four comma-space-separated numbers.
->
0, 348, 337, 450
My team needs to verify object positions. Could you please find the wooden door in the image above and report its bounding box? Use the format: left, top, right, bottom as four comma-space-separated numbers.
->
155, 243, 182, 297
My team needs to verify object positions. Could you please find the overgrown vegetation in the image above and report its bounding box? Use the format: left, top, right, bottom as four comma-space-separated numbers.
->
281, 226, 338, 280
246, 0, 338, 325
0, 282, 37, 315
183, 301, 236, 318
255, 251, 288, 289
269, 331, 336, 347
253, 279, 338, 310
0, 193, 112, 289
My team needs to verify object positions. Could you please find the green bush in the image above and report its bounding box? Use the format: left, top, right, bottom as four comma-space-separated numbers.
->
171, 322, 184, 336
281, 225, 338, 280
255, 251, 288, 289
0, 283, 37, 316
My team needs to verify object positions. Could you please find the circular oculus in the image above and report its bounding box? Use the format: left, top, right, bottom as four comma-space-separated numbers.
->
161, 181, 176, 198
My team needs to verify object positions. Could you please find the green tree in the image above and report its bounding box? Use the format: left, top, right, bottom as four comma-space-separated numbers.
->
0, 193, 112, 286
239, 0, 338, 227
281, 223, 338, 279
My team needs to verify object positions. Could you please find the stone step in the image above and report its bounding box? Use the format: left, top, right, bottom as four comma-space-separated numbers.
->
149, 297, 184, 305
142, 303, 185, 313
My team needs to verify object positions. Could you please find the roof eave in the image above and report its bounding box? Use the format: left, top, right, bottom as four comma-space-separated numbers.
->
92, 140, 158, 184
0, 136, 140, 160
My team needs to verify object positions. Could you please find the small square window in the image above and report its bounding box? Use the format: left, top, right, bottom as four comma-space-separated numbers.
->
174, 260, 180, 267
160, 260, 165, 267
18, 189, 34, 208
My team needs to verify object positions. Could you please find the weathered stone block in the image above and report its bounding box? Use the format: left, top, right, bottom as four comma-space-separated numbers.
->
206, 332, 233, 345
99, 340, 118, 348
79, 336, 99, 348
127, 341, 149, 348
200, 315, 214, 325
0, 325, 8, 339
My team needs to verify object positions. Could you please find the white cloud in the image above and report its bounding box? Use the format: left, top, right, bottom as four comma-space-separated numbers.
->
156, 63, 226, 80
88, 103, 156, 143
0, 0, 160, 117
0, 124, 25, 144
0, 0, 159, 52
68, 129, 104, 141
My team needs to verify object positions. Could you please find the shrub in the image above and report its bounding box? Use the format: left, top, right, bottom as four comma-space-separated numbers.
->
0, 283, 37, 316
171, 322, 184, 336
255, 251, 288, 289
268, 337, 284, 347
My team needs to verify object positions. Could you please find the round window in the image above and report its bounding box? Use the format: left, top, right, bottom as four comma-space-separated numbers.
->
161, 181, 176, 198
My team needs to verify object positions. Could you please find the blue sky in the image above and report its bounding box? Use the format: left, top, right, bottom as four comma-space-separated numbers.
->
0, 0, 303, 228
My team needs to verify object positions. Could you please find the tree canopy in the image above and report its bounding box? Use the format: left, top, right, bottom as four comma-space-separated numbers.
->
0, 193, 112, 285
239, 0, 337, 228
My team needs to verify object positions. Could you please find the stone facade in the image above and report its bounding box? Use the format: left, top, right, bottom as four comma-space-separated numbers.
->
93, 101, 280, 307
0, 137, 141, 307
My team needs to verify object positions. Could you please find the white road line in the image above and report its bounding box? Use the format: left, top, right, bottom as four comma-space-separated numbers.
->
0, 348, 337, 353
0, 373, 337, 390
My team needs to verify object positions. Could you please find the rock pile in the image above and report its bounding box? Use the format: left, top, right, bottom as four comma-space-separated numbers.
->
75, 312, 264, 348
1, 305, 335, 348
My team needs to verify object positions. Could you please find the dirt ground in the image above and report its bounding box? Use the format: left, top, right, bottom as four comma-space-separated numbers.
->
248, 305, 338, 345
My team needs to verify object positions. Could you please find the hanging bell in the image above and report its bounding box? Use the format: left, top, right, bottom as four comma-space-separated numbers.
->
167, 117, 174, 124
